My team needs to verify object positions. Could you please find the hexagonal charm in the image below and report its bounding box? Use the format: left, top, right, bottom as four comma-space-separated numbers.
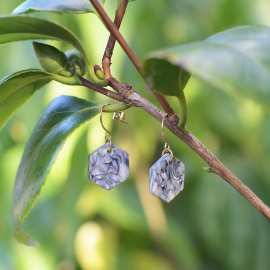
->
88, 142, 129, 190
149, 153, 185, 203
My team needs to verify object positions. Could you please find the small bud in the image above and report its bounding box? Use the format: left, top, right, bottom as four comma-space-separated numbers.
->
33, 42, 72, 77
95, 70, 105, 80
94, 65, 105, 80
202, 167, 213, 173
65, 50, 86, 76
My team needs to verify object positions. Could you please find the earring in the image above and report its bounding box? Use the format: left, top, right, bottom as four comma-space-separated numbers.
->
88, 104, 129, 190
149, 115, 185, 203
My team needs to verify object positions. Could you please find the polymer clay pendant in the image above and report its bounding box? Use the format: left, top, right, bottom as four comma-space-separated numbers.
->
88, 104, 129, 190
88, 142, 129, 190
149, 153, 185, 202
149, 115, 185, 202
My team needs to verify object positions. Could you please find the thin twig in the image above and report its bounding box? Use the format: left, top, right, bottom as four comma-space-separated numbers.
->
78, 75, 123, 101
102, 0, 129, 81
90, 0, 177, 119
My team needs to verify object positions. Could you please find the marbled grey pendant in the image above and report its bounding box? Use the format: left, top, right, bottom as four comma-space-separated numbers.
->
149, 153, 185, 203
88, 142, 129, 190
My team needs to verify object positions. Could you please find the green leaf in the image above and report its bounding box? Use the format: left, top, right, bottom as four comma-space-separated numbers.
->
0, 69, 85, 132
13, 95, 101, 245
12, 0, 106, 14
0, 69, 52, 131
0, 15, 106, 86
142, 56, 190, 97
142, 25, 270, 111
13, 96, 129, 245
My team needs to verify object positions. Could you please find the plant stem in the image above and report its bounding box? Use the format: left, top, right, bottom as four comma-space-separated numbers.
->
79, 75, 123, 101
89, 0, 177, 119
102, 0, 129, 81
177, 96, 188, 132
102, 102, 130, 112
87, 0, 270, 221
82, 75, 270, 222
177, 71, 188, 131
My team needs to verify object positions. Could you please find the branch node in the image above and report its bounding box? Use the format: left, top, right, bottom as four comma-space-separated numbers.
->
168, 113, 179, 126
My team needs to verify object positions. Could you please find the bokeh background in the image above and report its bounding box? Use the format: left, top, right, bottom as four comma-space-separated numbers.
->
1, 0, 270, 269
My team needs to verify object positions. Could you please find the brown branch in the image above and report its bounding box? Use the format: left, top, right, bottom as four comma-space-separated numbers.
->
81, 75, 270, 221
102, 0, 129, 81
90, 0, 177, 120
118, 85, 270, 221
78, 75, 123, 102
86, 0, 270, 221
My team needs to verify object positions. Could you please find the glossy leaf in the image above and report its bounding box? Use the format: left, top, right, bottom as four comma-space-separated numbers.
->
13, 95, 102, 245
0, 15, 106, 86
12, 0, 105, 14
0, 69, 52, 131
0, 68, 86, 132
142, 25, 270, 110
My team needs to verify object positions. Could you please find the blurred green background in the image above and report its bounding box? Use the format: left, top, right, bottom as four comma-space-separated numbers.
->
1, 0, 270, 269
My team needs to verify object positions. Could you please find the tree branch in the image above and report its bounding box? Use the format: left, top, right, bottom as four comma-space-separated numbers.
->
87, 0, 270, 221
78, 75, 123, 102
80, 73, 270, 221
90, 0, 177, 121
102, 0, 129, 81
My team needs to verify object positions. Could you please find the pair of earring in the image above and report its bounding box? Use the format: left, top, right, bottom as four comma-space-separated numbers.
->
88, 106, 185, 203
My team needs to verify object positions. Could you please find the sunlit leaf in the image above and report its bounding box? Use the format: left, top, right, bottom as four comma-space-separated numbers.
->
13, 95, 102, 245
12, 0, 105, 14
0, 69, 52, 131
0, 15, 106, 86
142, 25, 270, 111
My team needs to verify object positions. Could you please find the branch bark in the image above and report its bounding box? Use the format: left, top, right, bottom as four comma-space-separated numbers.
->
90, 0, 177, 121
86, 0, 270, 221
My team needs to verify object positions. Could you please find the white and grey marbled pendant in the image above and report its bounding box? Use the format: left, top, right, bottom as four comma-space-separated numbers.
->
149, 153, 185, 203
88, 142, 129, 190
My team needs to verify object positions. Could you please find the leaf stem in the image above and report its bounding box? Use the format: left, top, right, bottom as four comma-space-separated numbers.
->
102, 102, 130, 112
177, 71, 188, 131
50, 73, 82, 85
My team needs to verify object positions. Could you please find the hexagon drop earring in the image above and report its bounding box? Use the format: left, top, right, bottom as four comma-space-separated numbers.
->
149, 115, 185, 202
88, 104, 129, 190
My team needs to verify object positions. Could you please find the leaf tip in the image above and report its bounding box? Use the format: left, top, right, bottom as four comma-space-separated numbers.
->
16, 227, 40, 246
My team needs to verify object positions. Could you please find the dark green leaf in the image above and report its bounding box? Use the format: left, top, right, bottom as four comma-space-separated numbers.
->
13, 95, 102, 245
142, 25, 270, 110
142, 58, 190, 97
0, 69, 52, 131
12, 0, 105, 14
0, 15, 106, 86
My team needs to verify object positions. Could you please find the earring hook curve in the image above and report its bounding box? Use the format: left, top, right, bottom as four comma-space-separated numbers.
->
100, 104, 112, 153
161, 115, 174, 163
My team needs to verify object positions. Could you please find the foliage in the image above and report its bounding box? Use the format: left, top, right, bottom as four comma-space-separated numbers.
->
1, 0, 270, 269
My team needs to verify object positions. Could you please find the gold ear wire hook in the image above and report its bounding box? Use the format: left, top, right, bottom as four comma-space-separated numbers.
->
100, 104, 112, 153
113, 111, 128, 124
161, 115, 174, 163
